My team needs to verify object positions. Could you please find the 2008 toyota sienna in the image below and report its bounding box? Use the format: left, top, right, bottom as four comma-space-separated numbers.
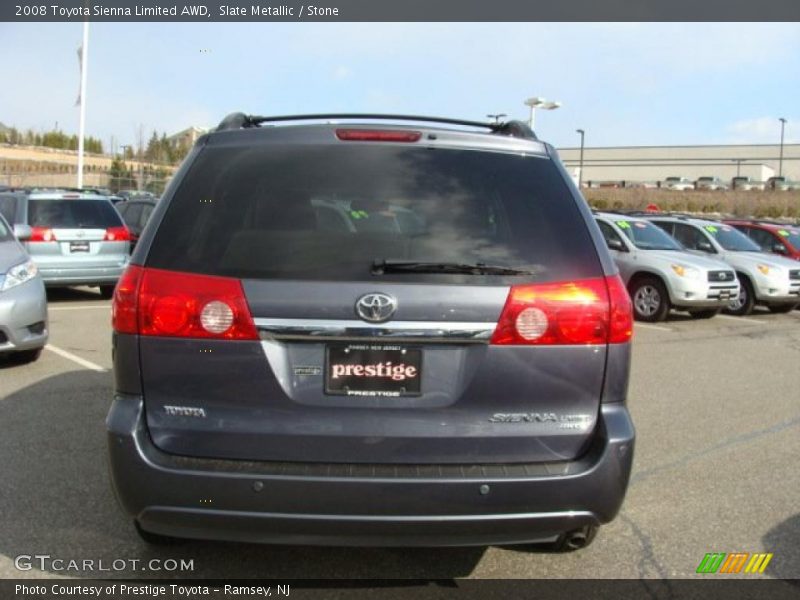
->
107, 113, 635, 551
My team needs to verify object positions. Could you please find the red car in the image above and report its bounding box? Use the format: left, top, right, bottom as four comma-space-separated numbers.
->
723, 220, 800, 261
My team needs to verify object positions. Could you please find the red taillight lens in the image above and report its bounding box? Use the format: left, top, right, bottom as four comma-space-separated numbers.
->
336, 129, 422, 142
111, 267, 258, 340
29, 227, 56, 242
105, 226, 131, 241
605, 274, 634, 343
137, 268, 258, 340
490, 276, 633, 346
112, 265, 143, 334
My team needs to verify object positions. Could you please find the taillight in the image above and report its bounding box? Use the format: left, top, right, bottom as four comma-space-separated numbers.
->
29, 227, 56, 242
112, 265, 143, 334
490, 275, 633, 346
336, 129, 422, 142
114, 268, 258, 340
105, 226, 131, 241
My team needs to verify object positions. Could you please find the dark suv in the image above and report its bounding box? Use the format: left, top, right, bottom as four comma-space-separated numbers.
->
107, 113, 635, 550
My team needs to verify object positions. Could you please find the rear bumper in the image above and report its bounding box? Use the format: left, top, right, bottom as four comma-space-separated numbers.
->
106, 397, 635, 547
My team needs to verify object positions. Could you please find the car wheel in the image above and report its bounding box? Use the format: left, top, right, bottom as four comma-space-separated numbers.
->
630, 277, 670, 322
767, 303, 798, 314
688, 309, 720, 319
133, 520, 183, 546
725, 277, 755, 316
99, 285, 116, 299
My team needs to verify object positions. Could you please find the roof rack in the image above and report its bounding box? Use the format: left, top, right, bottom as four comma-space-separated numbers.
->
214, 112, 538, 140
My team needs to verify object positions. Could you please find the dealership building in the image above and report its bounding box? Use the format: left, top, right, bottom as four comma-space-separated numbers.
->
557, 143, 800, 185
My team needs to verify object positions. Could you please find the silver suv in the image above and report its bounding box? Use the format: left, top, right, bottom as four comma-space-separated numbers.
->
595, 213, 739, 321
0, 191, 131, 298
647, 215, 800, 315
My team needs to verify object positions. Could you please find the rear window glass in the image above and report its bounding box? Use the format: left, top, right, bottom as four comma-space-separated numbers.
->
146, 144, 602, 283
27, 199, 122, 229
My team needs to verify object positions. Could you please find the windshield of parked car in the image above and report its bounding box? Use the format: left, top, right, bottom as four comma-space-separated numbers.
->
146, 145, 604, 284
778, 227, 800, 248
27, 199, 123, 229
615, 219, 683, 250
703, 224, 761, 252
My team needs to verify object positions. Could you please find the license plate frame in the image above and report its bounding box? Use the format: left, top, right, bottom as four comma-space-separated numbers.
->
69, 241, 90, 253
325, 344, 422, 397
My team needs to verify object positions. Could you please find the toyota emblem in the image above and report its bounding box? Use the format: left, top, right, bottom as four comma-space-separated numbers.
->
355, 293, 397, 323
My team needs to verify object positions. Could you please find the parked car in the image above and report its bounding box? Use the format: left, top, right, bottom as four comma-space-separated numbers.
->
694, 176, 728, 191
724, 220, 800, 262
646, 216, 800, 315
766, 176, 800, 191
115, 198, 157, 249
595, 213, 738, 321
0, 212, 48, 363
0, 190, 131, 298
730, 176, 765, 191
661, 177, 695, 191
107, 112, 635, 551
118, 190, 157, 202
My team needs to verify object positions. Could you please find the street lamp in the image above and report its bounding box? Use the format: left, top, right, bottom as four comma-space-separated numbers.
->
576, 129, 585, 188
524, 97, 561, 130
732, 159, 744, 178
778, 118, 787, 177
487, 113, 507, 124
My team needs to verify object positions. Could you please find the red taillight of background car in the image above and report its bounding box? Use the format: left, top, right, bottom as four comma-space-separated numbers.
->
28, 227, 56, 242
104, 226, 132, 242
490, 275, 633, 346
336, 129, 422, 142
112, 267, 258, 340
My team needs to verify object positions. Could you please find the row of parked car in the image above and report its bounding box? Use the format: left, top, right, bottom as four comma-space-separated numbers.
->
595, 211, 800, 321
660, 175, 800, 191
0, 187, 157, 363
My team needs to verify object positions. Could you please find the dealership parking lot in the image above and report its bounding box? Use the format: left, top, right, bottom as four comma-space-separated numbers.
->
0, 288, 798, 581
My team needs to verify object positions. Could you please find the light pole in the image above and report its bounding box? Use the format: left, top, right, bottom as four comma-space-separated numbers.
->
778, 117, 787, 177
524, 97, 561, 130
732, 159, 743, 178
76, 20, 89, 189
486, 113, 507, 124
576, 129, 585, 188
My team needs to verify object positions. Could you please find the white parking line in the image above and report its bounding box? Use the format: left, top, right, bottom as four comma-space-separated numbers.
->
49, 305, 110, 312
716, 315, 768, 325
634, 323, 673, 332
45, 344, 108, 372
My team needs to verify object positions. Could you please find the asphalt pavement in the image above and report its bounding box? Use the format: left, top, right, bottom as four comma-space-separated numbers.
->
1, 288, 798, 581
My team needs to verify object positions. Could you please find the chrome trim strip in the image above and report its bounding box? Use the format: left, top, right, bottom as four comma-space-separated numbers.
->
254, 317, 495, 343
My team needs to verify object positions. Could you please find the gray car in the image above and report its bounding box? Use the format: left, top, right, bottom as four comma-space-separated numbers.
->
0, 213, 48, 363
595, 213, 739, 321
0, 191, 131, 298
107, 113, 635, 551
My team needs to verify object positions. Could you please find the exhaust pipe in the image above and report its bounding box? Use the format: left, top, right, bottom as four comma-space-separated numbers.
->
563, 527, 590, 550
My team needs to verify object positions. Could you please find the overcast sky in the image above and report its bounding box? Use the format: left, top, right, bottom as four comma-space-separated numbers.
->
0, 22, 798, 149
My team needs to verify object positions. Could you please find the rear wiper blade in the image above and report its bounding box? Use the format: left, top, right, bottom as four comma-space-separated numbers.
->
371, 259, 533, 276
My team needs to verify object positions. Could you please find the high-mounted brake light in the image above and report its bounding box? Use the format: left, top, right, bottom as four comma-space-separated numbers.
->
490, 275, 633, 346
28, 227, 56, 242
111, 267, 258, 340
104, 226, 131, 242
336, 129, 422, 142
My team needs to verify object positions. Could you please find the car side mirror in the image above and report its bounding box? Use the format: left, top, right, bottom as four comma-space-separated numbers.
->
697, 240, 714, 253
13, 224, 32, 241
607, 237, 626, 252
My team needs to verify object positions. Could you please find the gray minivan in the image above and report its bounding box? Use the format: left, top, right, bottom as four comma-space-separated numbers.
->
107, 114, 636, 551
0, 191, 131, 297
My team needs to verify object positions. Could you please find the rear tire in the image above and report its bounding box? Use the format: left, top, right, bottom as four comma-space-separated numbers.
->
99, 285, 115, 299
725, 277, 755, 316
134, 520, 183, 546
629, 277, 670, 322
688, 309, 720, 319
767, 303, 798, 314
